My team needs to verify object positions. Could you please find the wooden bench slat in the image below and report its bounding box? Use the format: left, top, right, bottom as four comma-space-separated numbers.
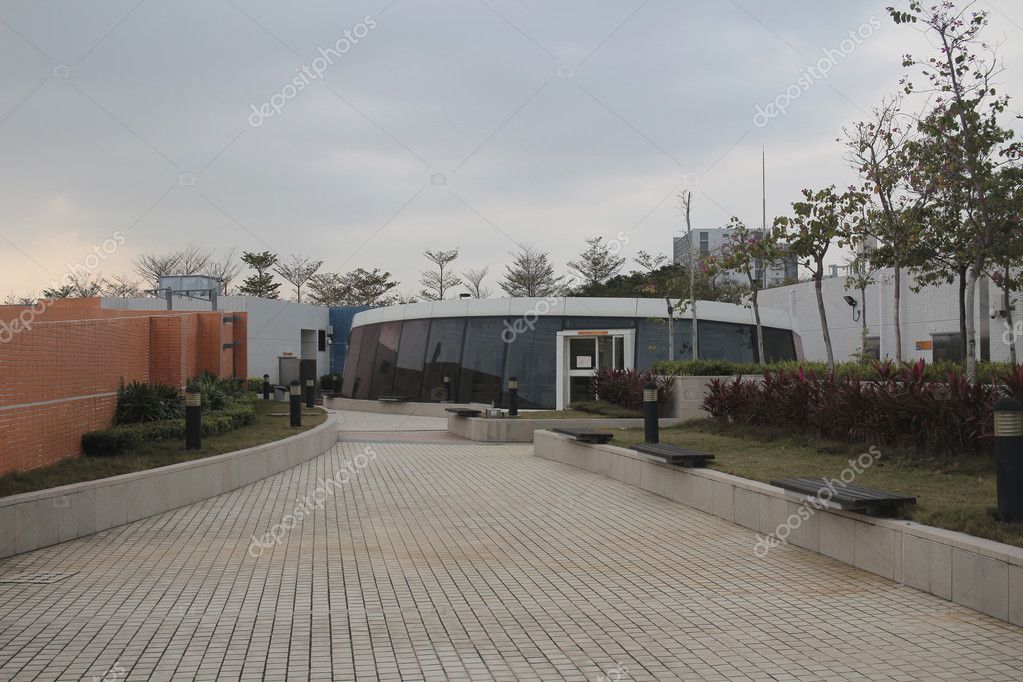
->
445, 408, 482, 417
552, 428, 615, 444
629, 443, 714, 468
771, 477, 915, 516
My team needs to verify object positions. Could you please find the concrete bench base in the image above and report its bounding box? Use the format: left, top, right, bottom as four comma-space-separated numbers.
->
0, 411, 338, 560
533, 429, 1023, 627
448, 417, 679, 443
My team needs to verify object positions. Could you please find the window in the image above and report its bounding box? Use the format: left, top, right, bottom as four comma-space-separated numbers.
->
637, 318, 693, 369
420, 319, 466, 402
318, 329, 326, 352
561, 317, 632, 330
699, 321, 755, 363
699, 232, 709, 255
761, 326, 797, 362
340, 326, 365, 397
864, 336, 881, 361
457, 317, 508, 405
503, 316, 560, 409
932, 333, 962, 362
369, 321, 401, 398
353, 324, 380, 399
392, 320, 430, 399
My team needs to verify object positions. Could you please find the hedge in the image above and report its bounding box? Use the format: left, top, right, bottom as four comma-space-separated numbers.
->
653, 358, 1017, 384
82, 402, 257, 456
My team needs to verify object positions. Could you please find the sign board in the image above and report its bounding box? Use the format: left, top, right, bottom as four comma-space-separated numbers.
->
577, 330, 609, 336
576, 356, 593, 368
915, 340, 933, 351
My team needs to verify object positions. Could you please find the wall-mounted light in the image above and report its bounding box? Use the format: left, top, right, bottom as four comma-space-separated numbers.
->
843, 295, 861, 322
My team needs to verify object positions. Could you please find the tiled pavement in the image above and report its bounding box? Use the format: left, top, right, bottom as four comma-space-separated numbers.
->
1, 436, 1023, 680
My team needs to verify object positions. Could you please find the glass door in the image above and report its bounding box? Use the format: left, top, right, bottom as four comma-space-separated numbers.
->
567, 334, 625, 404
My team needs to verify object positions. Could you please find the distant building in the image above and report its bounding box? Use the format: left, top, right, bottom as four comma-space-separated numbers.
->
673, 228, 798, 288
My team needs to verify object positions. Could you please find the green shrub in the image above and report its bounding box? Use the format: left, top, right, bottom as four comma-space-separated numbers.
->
190, 370, 245, 410
82, 401, 257, 455
590, 368, 674, 413
115, 380, 183, 424
247, 376, 267, 392
653, 358, 1016, 384
82, 424, 145, 455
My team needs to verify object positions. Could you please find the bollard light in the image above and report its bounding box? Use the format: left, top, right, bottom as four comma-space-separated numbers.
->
994, 396, 1023, 522
262, 373, 270, 401
643, 382, 659, 444
443, 375, 451, 402
333, 374, 341, 393
305, 378, 316, 408
508, 376, 519, 417
289, 380, 302, 427
184, 385, 202, 450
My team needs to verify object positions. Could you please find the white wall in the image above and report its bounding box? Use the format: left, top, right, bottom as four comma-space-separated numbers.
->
102, 296, 331, 383
758, 268, 1019, 363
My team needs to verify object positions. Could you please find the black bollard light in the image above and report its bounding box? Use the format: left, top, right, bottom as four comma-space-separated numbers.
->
333, 374, 341, 394
508, 376, 519, 417
643, 382, 659, 444
443, 375, 451, 402
262, 373, 270, 401
184, 385, 202, 450
995, 396, 1023, 522
305, 378, 316, 408
289, 380, 302, 427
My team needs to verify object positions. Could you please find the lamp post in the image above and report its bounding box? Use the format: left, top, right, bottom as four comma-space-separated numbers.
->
184, 385, 202, 450
289, 380, 302, 427
508, 376, 519, 417
995, 396, 1023, 522
305, 378, 316, 409
643, 382, 659, 444
262, 373, 270, 401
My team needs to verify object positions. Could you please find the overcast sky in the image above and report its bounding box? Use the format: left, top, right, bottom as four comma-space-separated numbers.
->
2, 0, 1023, 299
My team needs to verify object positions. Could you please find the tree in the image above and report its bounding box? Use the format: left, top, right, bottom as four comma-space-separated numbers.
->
890, 1, 1020, 380
203, 248, 244, 294
680, 190, 698, 360
567, 237, 626, 289
275, 254, 323, 303
239, 250, 281, 299
704, 218, 785, 363
307, 268, 400, 307
462, 266, 492, 298
419, 249, 461, 301
133, 244, 215, 289
42, 273, 106, 299
987, 166, 1023, 364
844, 247, 877, 362
634, 249, 690, 361
843, 97, 925, 363
779, 186, 863, 369
499, 244, 568, 297
104, 274, 142, 298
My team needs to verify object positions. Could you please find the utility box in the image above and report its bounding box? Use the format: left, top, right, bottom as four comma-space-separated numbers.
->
278, 356, 300, 387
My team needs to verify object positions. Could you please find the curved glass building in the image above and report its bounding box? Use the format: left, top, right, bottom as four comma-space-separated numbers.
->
340, 297, 800, 409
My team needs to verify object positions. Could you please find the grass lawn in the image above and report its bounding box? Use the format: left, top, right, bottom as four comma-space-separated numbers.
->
609, 420, 1023, 548
0, 400, 328, 499
518, 402, 646, 420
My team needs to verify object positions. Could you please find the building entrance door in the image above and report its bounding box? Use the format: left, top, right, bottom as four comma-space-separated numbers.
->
556, 330, 634, 410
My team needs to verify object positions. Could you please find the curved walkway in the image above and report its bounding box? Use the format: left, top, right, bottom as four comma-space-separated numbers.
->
0, 416, 1021, 680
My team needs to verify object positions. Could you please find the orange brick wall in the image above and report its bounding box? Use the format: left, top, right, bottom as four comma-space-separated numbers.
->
0, 298, 248, 476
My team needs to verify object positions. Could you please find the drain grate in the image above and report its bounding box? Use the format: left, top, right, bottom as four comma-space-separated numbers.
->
0, 571, 77, 585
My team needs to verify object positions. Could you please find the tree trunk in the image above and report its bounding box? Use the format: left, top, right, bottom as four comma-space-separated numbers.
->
814, 269, 834, 369
860, 285, 868, 362
965, 268, 979, 382
958, 268, 968, 364
752, 287, 765, 363
666, 297, 675, 361
1005, 265, 1017, 366
893, 264, 902, 363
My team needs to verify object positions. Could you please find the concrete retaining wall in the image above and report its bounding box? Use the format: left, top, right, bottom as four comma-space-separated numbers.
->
326, 397, 488, 418
0, 411, 338, 560
534, 430, 1023, 627
448, 416, 680, 443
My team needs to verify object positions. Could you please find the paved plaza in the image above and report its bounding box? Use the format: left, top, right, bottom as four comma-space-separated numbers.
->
1, 414, 1022, 680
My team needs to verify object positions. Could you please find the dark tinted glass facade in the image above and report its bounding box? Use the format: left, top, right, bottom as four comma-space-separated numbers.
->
342, 315, 796, 408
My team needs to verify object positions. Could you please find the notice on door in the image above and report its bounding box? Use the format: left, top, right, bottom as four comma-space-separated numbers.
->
576, 356, 593, 369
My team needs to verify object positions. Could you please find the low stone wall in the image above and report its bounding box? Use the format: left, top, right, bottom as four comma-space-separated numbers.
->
326, 397, 489, 418
448, 416, 680, 443
534, 430, 1023, 627
0, 411, 338, 560
665, 375, 763, 420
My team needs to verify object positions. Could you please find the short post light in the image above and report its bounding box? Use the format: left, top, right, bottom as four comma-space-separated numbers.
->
994, 396, 1023, 522
443, 375, 451, 403
643, 382, 659, 444
184, 385, 202, 451
305, 378, 316, 409
507, 376, 519, 417
289, 380, 302, 427
262, 373, 270, 401
333, 374, 341, 393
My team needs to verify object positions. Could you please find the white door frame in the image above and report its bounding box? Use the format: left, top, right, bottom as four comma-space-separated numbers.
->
555, 329, 635, 410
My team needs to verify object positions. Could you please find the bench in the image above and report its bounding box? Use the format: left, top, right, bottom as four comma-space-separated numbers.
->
771, 477, 916, 516
630, 443, 714, 468
445, 408, 482, 417
377, 396, 410, 403
552, 428, 615, 444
